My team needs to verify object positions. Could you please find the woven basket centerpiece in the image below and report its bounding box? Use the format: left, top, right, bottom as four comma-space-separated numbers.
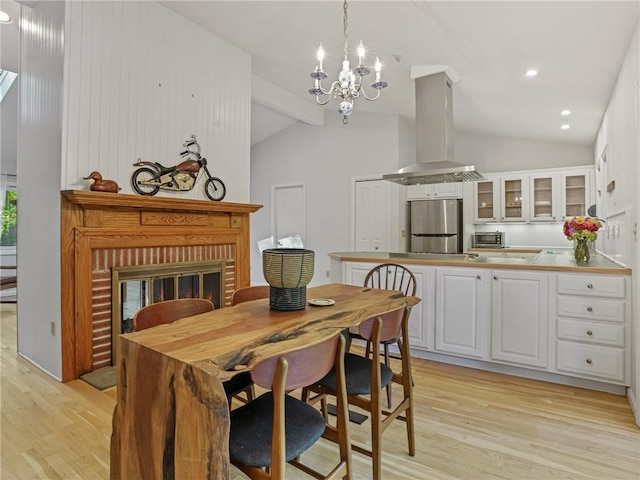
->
262, 248, 315, 310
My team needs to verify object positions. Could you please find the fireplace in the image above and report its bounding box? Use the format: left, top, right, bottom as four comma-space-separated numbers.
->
61, 190, 261, 381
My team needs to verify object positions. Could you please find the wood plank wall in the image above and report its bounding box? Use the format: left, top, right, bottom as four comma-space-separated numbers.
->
62, 0, 252, 202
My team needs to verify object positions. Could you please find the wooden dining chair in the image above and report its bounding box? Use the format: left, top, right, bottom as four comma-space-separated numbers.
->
231, 285, 270, 305
229, 333, 352, 480
305, 304, 415, 480
132, 298, 254, 405
349, 263, 417, 406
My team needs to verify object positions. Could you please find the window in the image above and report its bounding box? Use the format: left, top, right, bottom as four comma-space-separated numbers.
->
1, 174, 17, 252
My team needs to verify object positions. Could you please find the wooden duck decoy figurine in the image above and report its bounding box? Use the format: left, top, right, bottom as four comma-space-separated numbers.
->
84, 171, 121, 193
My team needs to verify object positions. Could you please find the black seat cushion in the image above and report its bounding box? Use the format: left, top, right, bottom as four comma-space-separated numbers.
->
318, 352, 393, 395
229, 392, 326, 468
223, 371, 253, 398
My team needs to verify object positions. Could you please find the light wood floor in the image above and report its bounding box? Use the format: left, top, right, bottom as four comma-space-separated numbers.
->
1, 303, 639, 479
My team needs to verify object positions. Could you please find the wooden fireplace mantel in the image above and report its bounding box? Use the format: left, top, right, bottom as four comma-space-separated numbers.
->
60, 190, 262, 382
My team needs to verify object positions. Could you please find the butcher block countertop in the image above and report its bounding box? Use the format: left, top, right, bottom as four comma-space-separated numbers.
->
329, 249, 631, 275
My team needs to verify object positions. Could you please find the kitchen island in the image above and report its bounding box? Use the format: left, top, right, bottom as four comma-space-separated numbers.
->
329, 248, 631, 274
329, 249, 631, 395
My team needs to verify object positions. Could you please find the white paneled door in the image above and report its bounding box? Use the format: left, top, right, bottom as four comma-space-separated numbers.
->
273, 184, 305, 243
354, 179, 392, 252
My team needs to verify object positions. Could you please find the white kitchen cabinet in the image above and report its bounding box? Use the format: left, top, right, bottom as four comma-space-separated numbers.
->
500, 174, 529, 222
553, 273, 629, 384
529, 172, 561, 222
491, 270, 548, 368
472, 166, 595, 225
435, 268, 487, 358
342, 261, 430, 349
473, 178, 500, 222
561, 169, 593, 219
407, 183, 462, 200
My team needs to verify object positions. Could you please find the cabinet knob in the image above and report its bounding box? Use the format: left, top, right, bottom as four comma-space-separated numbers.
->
587, 283, 593, 289
476, 275, 481, 280
493, 276, 498, 280
586, 358, 593, 365
586, 330, 593, 336
587, 306, 593, 312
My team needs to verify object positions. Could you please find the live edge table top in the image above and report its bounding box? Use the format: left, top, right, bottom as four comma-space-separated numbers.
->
121, 283, 421, 382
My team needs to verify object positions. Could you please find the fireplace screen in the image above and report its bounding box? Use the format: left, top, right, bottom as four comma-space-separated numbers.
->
112, 261, 225, 360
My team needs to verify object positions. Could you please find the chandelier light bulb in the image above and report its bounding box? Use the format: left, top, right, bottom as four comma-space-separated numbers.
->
307, 0, 388, 124
316, 44, 325, 70
357, 41, 365, 65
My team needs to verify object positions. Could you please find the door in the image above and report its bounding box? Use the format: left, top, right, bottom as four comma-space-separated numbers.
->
562, 170, 591, 219
435, 268, 486, 358
501, 175, 529, 222
530, 173, 560, 222
474, 178, 500, 222
491, 270, 549, 368
354, 179, 391, 252
273, 184, 305, 243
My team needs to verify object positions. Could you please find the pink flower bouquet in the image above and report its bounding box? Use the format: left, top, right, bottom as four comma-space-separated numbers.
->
563, 216, 602, 242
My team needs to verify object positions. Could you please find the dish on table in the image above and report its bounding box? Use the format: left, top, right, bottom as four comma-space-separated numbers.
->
308, 298, 335, 306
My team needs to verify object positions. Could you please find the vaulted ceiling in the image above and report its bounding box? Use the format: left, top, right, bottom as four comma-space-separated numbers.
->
160, 1, 639, 147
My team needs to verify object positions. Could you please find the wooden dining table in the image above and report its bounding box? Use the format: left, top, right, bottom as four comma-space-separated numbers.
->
110, 283, 420, 480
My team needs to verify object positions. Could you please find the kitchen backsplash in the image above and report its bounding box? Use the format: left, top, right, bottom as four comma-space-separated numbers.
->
471, 222, 575, 249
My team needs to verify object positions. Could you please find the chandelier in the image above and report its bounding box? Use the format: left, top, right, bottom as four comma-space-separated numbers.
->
308, 0, 388, 124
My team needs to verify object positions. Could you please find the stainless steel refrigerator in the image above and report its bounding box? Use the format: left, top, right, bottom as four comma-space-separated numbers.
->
409, 199, 463, 253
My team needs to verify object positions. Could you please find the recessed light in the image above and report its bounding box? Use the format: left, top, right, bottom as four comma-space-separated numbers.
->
561, 124, 570, 130
525, 69, 538, 77
560, 109, 571, 116
0, 11, 12, 24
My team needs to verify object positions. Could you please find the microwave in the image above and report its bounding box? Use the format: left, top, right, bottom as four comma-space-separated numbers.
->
474, 231, 505, 248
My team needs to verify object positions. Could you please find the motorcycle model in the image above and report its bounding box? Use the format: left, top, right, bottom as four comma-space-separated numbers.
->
131, 135, 226, 201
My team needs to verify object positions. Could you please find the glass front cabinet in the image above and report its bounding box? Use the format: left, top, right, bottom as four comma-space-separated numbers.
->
529, 173, 561, 222
562, 170, 592, 219
500, 175, 529, 222
473, 178, 500, 222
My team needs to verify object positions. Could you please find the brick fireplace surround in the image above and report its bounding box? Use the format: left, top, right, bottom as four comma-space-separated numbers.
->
61, 190, 261, 382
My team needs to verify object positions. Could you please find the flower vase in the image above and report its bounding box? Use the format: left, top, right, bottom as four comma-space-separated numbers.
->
573, 238, 590, 263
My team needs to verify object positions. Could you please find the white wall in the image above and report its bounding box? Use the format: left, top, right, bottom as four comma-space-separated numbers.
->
456, 131, 592, 174
250, 111, 404, 286
61, 0, 251, 201
595, 22, 639, 268
594, 20, 639, 423
17, 0, 252, 379
17, 0, 65, 378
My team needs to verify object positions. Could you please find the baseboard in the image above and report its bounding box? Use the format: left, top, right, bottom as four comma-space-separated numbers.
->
627, 387, 640, 427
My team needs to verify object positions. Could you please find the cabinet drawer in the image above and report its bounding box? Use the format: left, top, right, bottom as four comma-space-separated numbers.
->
556, 341, 624, 382
557, 275, 625, 298
557, 319, 624, 347
556, 296, 624, 323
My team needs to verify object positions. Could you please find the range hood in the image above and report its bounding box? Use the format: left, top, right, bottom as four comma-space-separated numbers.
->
383, 72, 484, 185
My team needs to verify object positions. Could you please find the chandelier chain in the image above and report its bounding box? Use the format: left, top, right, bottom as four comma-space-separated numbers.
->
342, 0, 349, 60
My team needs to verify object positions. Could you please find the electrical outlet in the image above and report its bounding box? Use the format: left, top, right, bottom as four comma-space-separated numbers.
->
50, 321, 56, 336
